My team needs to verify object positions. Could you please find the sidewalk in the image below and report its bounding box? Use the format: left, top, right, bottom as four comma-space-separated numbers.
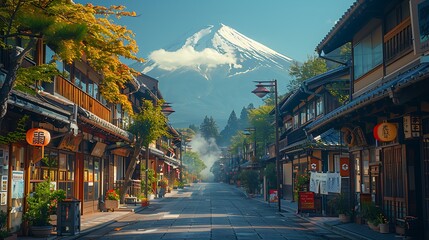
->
247, 191, 402, 240
18, 189, 181, 240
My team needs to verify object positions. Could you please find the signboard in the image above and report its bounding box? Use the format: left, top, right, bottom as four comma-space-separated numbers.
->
269, 189, 278, 203
340, 158, 350, 177
58, 133, 83, 152
12, 171, 24, 199
1, 176, 7, 191
298, 191, 315, 213
91, 142, 107, 157
403, 115, 421, 139
310, 158, 320, 172
0, 192, 6, 205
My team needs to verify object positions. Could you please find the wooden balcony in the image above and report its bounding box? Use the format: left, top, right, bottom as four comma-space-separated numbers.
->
55, 75, 111, 122
384, 17, 413, 64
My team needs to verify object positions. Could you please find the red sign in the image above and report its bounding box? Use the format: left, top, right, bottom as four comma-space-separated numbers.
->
26, 128, 51, 146
298, 191, 315, 212
310, 158, 319, 171
269, 189, 278, 203
340, 157, 350, 177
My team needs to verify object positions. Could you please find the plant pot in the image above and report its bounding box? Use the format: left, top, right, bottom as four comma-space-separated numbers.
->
105, 199, 119, 211
396, 225, 406, 235
141, 200, 149, 207
379, 223, 389, 233
339, 213, 351, 223
368, 221, 379, 231
30, 225, 53, 238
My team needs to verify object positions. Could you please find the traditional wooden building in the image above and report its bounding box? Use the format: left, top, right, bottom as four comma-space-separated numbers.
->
0, 40, 181, 233
278, 66, 350, 213
306, 0, 429, 236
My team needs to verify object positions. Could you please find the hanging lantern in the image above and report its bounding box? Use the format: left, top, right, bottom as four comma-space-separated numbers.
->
26, 128, 51, 146
373, 122, 397, 142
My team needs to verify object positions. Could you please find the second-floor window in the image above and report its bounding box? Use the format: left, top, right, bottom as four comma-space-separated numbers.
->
293, 114, 299, 129
300, 108, 307, 125
307, 101, 315, 120
316, 97, 323, 116
353, 26, 382, 79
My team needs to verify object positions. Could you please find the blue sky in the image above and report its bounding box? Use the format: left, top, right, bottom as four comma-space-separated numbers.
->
77, 0, 355, 64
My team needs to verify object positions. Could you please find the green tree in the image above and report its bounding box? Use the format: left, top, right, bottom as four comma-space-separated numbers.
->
288, 55, 327, 93
120, 100, 170, 202
238, 106, 249, 130
0, 1, 142, 127
218, 110, 239, 147
188, 124, 199, 134
200, 116, 219, 141
183, 151, 206, 179
248, 105, 275, 161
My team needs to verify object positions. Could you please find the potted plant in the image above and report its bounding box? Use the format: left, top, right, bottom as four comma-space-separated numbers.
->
139, 193, 149, 207
377, 213, 390, 233
361, 202, 383, 231
24, 179, 65, 237
328, 193, 351, 223
105, 189, 120, 211
0, 210, 14, 240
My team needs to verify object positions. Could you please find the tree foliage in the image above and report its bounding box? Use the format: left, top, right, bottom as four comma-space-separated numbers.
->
248, 105, 275, 160
183, 151, 206, 178
288, 55, 327, 93
0, 0, 143, 126
199, 116, 219, 141
119, 100, 170, 202
218, 110, 239, 147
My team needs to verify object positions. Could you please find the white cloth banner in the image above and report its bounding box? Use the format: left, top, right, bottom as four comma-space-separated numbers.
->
327, 172, 341, 193
310, 172, 341, 194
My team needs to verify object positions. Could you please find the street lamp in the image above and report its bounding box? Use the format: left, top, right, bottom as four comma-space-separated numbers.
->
243, 127, 256, 165
252, 80, 281, 212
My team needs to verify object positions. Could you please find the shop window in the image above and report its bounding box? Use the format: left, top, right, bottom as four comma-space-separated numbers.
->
84, 156, 100, 202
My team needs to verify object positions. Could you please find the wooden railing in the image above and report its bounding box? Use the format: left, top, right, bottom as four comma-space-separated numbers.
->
384, 17, 413, 63
114, 180, 142, 198
55, 75, 111, 122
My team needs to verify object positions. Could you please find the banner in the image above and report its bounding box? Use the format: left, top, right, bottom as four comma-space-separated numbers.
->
340, 158, 350, 177
310, 172, 341, 194
327, 172, 341, 193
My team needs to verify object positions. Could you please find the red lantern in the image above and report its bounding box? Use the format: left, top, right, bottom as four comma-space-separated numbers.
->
373, 122, 397, 142
26, 128, 51, 146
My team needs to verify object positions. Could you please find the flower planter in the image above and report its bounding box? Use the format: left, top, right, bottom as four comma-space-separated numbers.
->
30, 225, 53, 238
105, 199, 119, 211
339, 213, 351, 223
368, 221, 379, 231
141, 200, 149, 207
379, 223, 389, 233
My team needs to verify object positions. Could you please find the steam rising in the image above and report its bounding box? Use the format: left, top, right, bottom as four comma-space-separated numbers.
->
190, 134, 221, 181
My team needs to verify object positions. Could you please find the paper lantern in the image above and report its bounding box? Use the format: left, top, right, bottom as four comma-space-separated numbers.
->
26, 128, 51, 146
373, 122, 397, 142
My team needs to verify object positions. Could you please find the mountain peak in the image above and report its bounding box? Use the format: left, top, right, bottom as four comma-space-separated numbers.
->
131, 24, 293, 128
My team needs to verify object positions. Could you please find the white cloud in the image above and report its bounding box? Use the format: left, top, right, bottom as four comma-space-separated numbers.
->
148, 45, 241, 71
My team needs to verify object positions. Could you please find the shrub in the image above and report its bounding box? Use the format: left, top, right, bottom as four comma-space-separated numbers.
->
106, 189, 119, 200
24, 180, 66, 226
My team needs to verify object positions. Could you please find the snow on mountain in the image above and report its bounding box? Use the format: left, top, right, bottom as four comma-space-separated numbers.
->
130, 24, 294, 128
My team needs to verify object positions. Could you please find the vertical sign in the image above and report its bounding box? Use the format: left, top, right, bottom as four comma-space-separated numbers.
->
340, 158, 350, 177
298, 192, 315, 213
310, 158, 320, 172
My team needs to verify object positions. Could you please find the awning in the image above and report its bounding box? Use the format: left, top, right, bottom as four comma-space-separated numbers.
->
78, 107, 134, 142
8, 91, 72, 126
306, 63, 429, 133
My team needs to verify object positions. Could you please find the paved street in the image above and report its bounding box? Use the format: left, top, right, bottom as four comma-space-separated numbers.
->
78, 183, 344, 240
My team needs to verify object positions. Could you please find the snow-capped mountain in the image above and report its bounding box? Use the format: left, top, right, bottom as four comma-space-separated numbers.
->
131, 24, 294, 128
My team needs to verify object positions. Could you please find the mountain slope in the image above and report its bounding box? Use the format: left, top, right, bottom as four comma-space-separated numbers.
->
131, 24, 293, 128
